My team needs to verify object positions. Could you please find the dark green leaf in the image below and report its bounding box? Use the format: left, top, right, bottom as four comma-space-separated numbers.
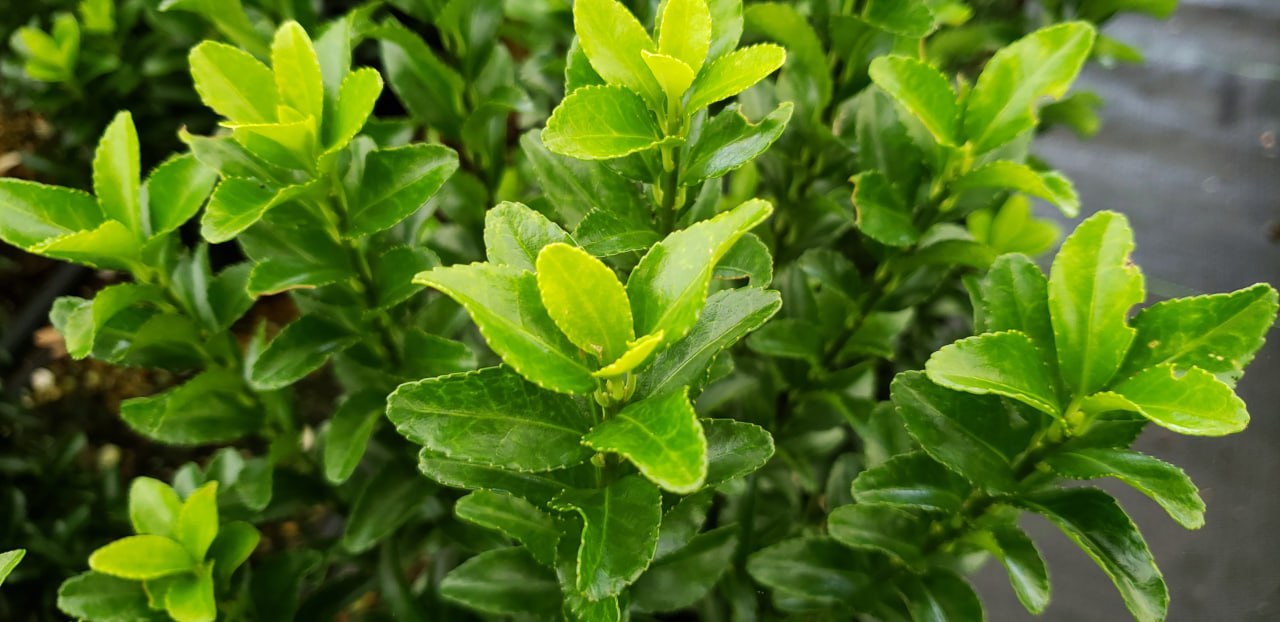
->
632, 526, 737, 612
1046, 448, 1204, 529
418, 450, 584, 505
852, 452, 971, 512
703, 418, 775, 486
249, 315, 359, 391
342, 462, 438, 553
349, 144, 458, 236
899, 569, 983, 622
121, 369, 261, 445
552, 476, 662, 600
323, 391, 386, 484
456, 490, 560, 567
440, 548, 562, 616
975, 522, 1049, 614
682, 103, 793, 184
853, 170, 918, 247
828, 504, 930, 568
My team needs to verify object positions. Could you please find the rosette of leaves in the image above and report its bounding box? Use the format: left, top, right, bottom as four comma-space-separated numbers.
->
58, 478, 260, 622
386, 199, 783, 618
539, 0, 792, 232
749, 211, 1278, 621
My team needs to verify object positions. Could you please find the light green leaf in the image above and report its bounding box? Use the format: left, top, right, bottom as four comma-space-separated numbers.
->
0, 550, 25, 587
121, 369, 261, 445
658, 0, 713, 72
706, 0, 744, 60
537, 243, 634, 363
440, 548, 562, 617
165, 565, 215, 622
632, 526, 736, 612
543, 85, 668, 160
33, 220, 142, 270
592, 331, 664, 378
325, 67, 383, 150
201, 178, 321, 244
953, 161, 1081, 217
868, 55, 958, 145
573, 0, 661, 104
1017, 488, 1167, 622
637, 287, 781, 399
1119, 284, 1279, 386
1049, 211, 1144, 396
1046, 448, 1205, 529
228, 117, 318, 172
552, 475, 662, 600
207, 522, 259, 587
686, 44, 786, 112
249, 315, 359, 391
58, 572, 165, 622
972, 253, 1055, 357
415, 263, 596, 393
52, 283, 163, 360
828, 504, 930, 569
963, 22, 1097, 152
968, 195, 1060, 256
583, 389, 707, 493
0, 179, 103, 250
456, 490, 560, 567
323, 391, 385, 484
976, 523, 1050, 614
641, 51, 696, 107
926, 331, 1060, 417
188, 41, 277, 123
246, 257, 348, 296
861, 0, 937, 37
271, 21, 324, 124
175, 482, 219, 560
852, 170, 918, 247
129, 477, 182, 537
703, 418, 774, 486
627, 198, 772, 343
852, 452, 971, 512
143, 154, 218, 237
484, 201, 575, 271
682, 102, 793, 184
89, 536, 195, 580
92, 112, 143, 236
388, 366, 595, 471
373, 246, 439, 310
348, 144, 457, 236
1113, 365, 1248, 436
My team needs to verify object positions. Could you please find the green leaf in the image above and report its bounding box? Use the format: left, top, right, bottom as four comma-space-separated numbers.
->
418, 450, 582, 506
129, 477, 182, 537
200, 178, 321, 244
121, 369, 261, 445
868, 55, 958, 145
1119, 284, 1279, 386
655, 491, 714, 559
55, 282, 164, 359
537, 243, 634, 363
1049, 211, 1144, 396
543, 85, 668, 160
207, 522, 259, 587
573, 0, 661, 104
968, 195, 1060, 256
349, 144, 458, 236
323, 391, 385, 484
342, 462, 438, 553
249, 315, 359, 391
228, 117, 318, 171
33, 220, 142, 270
58, 572, 166, 622
402, 331, 478, 379
92, 112, 143, 236
636, 287, 780, 398
972, 253, 1055, 357
703, 418, 774, 486
642, 51, 696, 107
271, 21, 325, 125
746, 318, 823, 363
144, 154, 219, 237
747, 537, 878, 612
175, 482, 219, 561
852, 452, 971, 513
246, 257, 348, 296
899, 569, 984, 622
1046, 448, 1204, 529
686, 44, 786, 112
0, 549, 24, 587
440, 548, 562, 617
373, 246, 439, 310
592, 331, 664, 378
89, 536, 195, 580
963, 22, 1097, 152
521, 130, 649, 228
456, 490, 560, 567
926, 331, 1060, 417
376, 20, 466, 134
573, 208, 661, 257
715, 232, 774, 287
658, 0, 713, 73
953, 161, 1081, 218
860, 0, 937, 37
484, 201, 575, 271
852, 170, 918, 247
388, 366, 595, 471
414, 264, 596, 393
682, 102, 793, 184
632, 526, 737, 612
828, 504, 930, 569
743, 2, 832, 113
552, 475, 662, 600
976, 523, 1050, 614
0, 179, 103, 250
890, 372, 1029, 491
1017, 488, 1168, 622
188, 41, 276, 123
706, 0, 744, 60
165, 565, 215, 622
325, 67, 382, 150
1113, 365, 1249, 436
583, 389, 708, 493
627, 198, 772, 343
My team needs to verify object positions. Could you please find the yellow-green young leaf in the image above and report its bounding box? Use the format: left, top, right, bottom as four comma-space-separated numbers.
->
552, 475, 662, 600
175, 482, 218, 560
686, 44, 786, 112
455, 491, 561, 567
0, 550, 23, 587
271, 21, 324, 124
852, 170, 919, 247
229, 117, 318, 172
658, 0, 712, 73
536, 243, 634, 363
92, 112, 142, 236
573, 0, 661, 105
583, 389, 708, 493
1048, 211, 1144, 396
593, 331, 664, 378
868, 55, 958, 145
484, 201, 575, 271
543, 85, 668, 160
129, 477, 182, 537
963, 22, 1097, 152
1113, 365, 1249, 436
324, 66, 382, 150
953, 161, 1080, 217
641, 51, 695, 109
34, 220, 143, 271
415, 264, 596, 394
89, 536, 195, 580
188, 41, 277, 123
143, 154, 218, 238
925, 331, 1060, 418
164, 564, 215, 622
967, 194, 1060, 256
627, 199, 772, 343
0, 179, 103, 250
1045, 448, 1205, 529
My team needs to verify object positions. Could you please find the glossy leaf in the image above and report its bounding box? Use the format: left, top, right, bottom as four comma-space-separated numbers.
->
484, 201, 575, 271
441, 548, 562, 617
972, 253, 1055, 356
977, 523, 1050, 614
323, 391, 385, 484
828, 504, 930, 568
642, 51, 696, 107
348, 144, 458, 236
1113, 365, 1249, 436
573, 0, 661, 103
655, 491, 714, 559
553, 476, 662, 600
129, 477, 182, 537
537, 243, 634, 362
574, 208, 661, 257
703, 418, 774, 486
521, 130, 649, 228
143, 154, 219, 237
868, 55, 958, 145
632, 526, 736, 612
900, 569, 984, 622
0, 550, 24, 587
861, 0, 937, 37
175, 482, 218, 560
418, 450, 581, 505
165, 565, 215, 622
543, 85, 667, 160
325, 67, 382, 150
682, 103, 793, 184
659, 0, 713, 73
592, 331, 664, 378
584, 389, 708, 493
249, 315, 359, 391
188, 41, 277, 123
953, 161, 1080, 218
271, 22, 324, 124
201, 178, 320, 244
89, 536, 195, 580
456, 490, 560, 567
1046, 448, 1205, 529
925, 331, 1060, 417
92, 112, 142, 236
58, 572, 165, 622
853, 170, 918, 247
388, 366, 595, 471
687, 44, 786, 112
121, 370, 261, 445
852, 452, 971, 513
